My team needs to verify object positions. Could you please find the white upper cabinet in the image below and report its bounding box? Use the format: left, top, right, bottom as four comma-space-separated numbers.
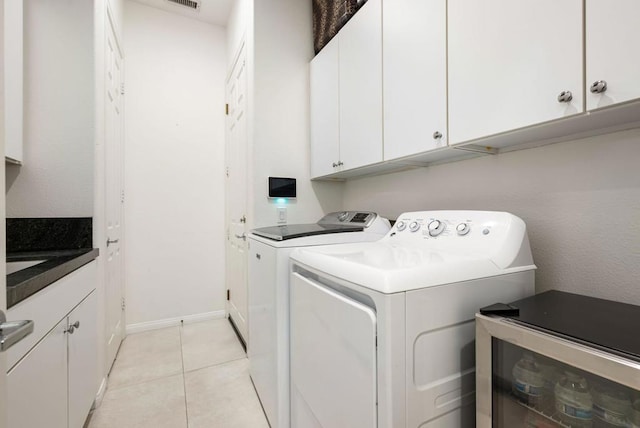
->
383, 0, 447, 161
448, 0, 584, 145
3, 0, 24, 163
338, 0, 383, 171
310, 38, 340, 178
586, 0, 640, 110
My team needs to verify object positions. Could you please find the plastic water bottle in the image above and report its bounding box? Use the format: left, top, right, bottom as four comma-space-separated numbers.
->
628, 399, 640, 428
591, 383, 631, 427
512, 353, 545, 409
538, 359, 561, 413
555, 371, 593, 428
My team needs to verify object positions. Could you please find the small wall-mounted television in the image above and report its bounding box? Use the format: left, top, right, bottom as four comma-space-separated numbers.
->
268, 177, 296, 199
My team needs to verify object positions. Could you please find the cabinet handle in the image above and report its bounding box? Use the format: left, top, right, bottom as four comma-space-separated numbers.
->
557, 91, 573, 103
590, 80, 607, 94
332, 162, 338, 168
337, 161, 344, 166
433, 131, 443, 140
106, 238, 119, 247
256, 253, 261, 260
0, 311, 34, 352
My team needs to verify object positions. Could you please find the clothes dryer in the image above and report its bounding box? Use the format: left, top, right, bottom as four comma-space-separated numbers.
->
289, 210, 537, 428
248, 211, 390, 428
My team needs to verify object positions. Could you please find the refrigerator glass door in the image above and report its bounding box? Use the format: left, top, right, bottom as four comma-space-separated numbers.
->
492, 338, 640, 428
476, 315, 640, 428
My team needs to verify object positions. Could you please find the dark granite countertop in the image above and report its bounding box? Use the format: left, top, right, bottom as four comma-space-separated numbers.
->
7, 248, 99, 308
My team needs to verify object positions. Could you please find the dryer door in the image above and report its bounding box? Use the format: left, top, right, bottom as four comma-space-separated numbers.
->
290, 272, 378, 428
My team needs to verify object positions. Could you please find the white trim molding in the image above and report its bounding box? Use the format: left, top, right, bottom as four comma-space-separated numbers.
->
92, 376, 108, 410
125, 310, 226, 335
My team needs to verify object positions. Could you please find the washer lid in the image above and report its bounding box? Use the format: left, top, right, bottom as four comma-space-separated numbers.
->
251, 224, 363, 241
291, 241, 535, 294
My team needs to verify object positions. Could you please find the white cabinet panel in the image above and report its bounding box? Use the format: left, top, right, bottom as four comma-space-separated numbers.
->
310, 38, 340, 178
383, 0, 447, 160
338, 0, 383, 171
68, 292, 98, 428
448, 0, 583, 145
8, 318, 67, 428
586, 0, 640, 110
3, 0, 23, 163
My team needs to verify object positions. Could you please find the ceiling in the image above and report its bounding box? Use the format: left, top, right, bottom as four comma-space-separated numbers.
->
131, 0, 234, 27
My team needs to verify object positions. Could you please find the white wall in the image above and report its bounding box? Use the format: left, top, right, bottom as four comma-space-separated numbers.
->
123, 1, 227, 325
343, 129, 640, 305
5, 0, 94, 217
250, 0, 343, 228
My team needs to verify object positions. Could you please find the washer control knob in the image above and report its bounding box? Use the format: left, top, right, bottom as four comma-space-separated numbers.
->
338, 212, 349, 222
456, 223, 470, 236
409, 221, 421, 232
428, 220, 445, 237
396, 221, 407, 231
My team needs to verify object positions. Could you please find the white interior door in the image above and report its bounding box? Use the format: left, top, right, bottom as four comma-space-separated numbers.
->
104, 8, 125, 371
0, 1, 9, 425
290, 273, 377, 428
225, 42, 249, 343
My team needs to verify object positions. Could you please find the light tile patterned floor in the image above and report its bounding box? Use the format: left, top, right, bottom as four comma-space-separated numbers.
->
86, 319, 269, 428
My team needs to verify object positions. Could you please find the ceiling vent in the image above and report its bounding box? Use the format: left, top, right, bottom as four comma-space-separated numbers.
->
167, 0, 200, 10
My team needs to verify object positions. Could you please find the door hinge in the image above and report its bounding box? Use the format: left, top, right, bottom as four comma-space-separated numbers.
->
121, 83, 125, 96
227, 290, 230, 301
121, 190, 125, 204
226, 167, 229, 178
225, 103, 229, 115
121, 297, 126, 310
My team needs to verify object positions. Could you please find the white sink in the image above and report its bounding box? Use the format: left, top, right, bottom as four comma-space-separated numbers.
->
6, 260, 46, 275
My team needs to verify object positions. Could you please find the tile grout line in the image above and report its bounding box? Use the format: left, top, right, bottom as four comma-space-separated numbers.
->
182, 355, 248, 375
179, 322, 190, 428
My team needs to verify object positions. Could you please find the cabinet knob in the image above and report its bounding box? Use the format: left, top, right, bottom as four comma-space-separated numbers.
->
332, 162, 338, 168
590, 80, 607, 94
433, 131, 443, 140
337, 161, 344, 166
557, 91, 573, 103
65, 320, 80, 334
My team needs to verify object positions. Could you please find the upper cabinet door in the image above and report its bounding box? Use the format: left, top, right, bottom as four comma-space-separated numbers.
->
448, 0, 583, 145
4, 0, 24, 163
383, 0, 447, 161
310, 37, 340, 179
339, 0, 383, 171
586, 0, 640, 110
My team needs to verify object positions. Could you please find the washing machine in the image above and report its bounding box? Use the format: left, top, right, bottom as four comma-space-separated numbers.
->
289, 210, 537, 428
248, 211, 391, 428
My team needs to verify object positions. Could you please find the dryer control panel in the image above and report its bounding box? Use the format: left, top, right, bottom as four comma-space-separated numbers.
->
387, 211, 532, 270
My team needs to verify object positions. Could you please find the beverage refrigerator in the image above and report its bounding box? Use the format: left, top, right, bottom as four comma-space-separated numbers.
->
476, 291, 640, 428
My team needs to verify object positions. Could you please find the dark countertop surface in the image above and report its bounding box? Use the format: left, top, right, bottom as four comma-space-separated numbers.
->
506, 290, 640, 363
7, 248, 99, 308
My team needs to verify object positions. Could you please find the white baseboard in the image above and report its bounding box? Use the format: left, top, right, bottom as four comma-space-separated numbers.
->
93, 376, 108, 410
125, 310, 226, 335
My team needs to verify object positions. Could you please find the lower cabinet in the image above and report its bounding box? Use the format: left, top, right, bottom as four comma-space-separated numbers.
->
8, 291, 97, 428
